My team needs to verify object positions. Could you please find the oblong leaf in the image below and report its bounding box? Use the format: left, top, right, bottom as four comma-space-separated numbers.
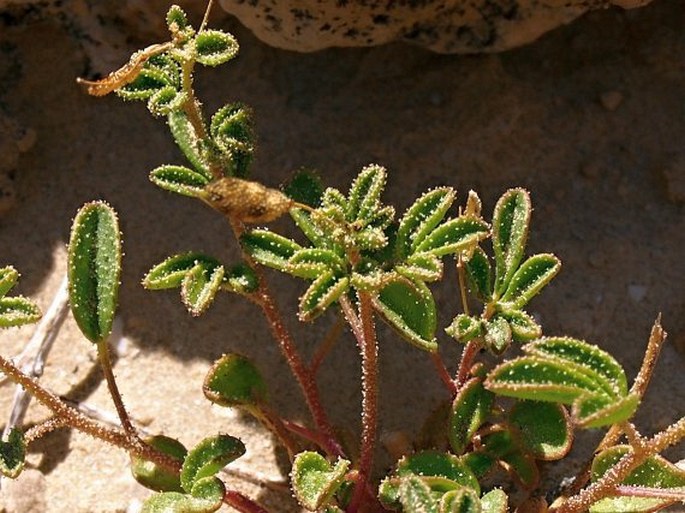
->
203, 353, 268, 408
395, 187, 456, 259
498, 310, 541, 343
398, 475, 439, 513
180, 435, 245, 493
346, 164, 386, 223
223, 263, 258, 294
396, 451, 480, 494
590, 445, 685, 513
480, 489, 508, 513
241, 230, 302, 271
414, 216, 489, 257
374, 277, 437, 352
508, 400, 572, 460
0, 266, 19, 298
68, 201, 121, 343
395, 253, 444, 283
464, 248, 492, 302
290, 452, 350, 511
574, 392, 640, 429
492, 188, 531, 296
524, 337, 628, 397
449, 378, 494, 455
131, 435, 187, 492
150, 164, 210, 197
445, 314, 484, 344
289, 248, 346, 279
0, 428, 25, 478
298, 272, 349, 322
194, 30, 239, 67
290, 208, 341, 252
181, 263, 224, 317
141, 480, 224, 513
117, 55, 180, 101
0, 297, 41, 328
209, 102, 254, 178
499, 253, 561, 309
167, 110, 211, 180
143, 253, 221, 290
485, 356, 609, 404
147, 86, 187, 117
439, 487, 481, 513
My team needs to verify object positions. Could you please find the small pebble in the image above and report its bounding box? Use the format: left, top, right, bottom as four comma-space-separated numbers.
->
600, 90, 623, 111
627, 284, 647, 302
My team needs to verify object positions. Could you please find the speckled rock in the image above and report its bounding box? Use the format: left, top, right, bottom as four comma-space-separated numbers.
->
218, 0, 655, 53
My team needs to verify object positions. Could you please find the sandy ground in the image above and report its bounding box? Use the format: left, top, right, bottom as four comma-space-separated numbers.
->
0, 1, 684, 511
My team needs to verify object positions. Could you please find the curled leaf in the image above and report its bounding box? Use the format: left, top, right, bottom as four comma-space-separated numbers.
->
203, 353, 268, 408
483, 316, 512, 355
209, 102, 254, 178
181, 262, 225, 316
0, 266, 19, 298
0, 297, 41, 328
498, 310, 541, 343
346, 164, 386, 223
398, 475, 439, 513
147, 86, 187, 117
395, 253, 444, 282
298, 272, 349, 321
194, 30, 239, 66
290, 452, 350, 511
445, 314, 484, 344
150, 164, 210, 198
479, 489, 508, 513
241, 230, 302, 271
131, 435, 187, 492
439, 487, 482, 513
143, 253, 221, 290
180, 435, 245, 493
68, 201, 121, 343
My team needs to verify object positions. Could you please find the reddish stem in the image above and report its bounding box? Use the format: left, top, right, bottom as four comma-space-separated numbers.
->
224, 490, 271, 513
283, 419, 346, 457
346, 291, 379, 513
455, 339, 482, 389
430, 352, 458, 396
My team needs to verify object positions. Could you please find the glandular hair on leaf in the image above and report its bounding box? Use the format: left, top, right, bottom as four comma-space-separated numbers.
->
204, 177, 293, 223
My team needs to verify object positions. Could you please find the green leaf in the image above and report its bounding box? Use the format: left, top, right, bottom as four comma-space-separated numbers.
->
439, 488, 482, 513
290, 209, 342, 253
524, 337, 628, 397
396, 451, 480, 494
492, 188, 531, 296
573, 392, 640, 429
283, 169, 323, 208
167, 110, 211, 180
464, 248, 492, 302
241, 230, 302, 271
322, 187, 348, 212
203, 353, 268, 408
395, 188, 456, 259
68, 201, 121, 344
479, 489, 508, 513
166, 5, 191, 31
0, 428, 25, 478
209, 102, 254, 178
0, 266, 19, 298
356, 226, 388, 251
141, 478, 224, 513
181, 263, 224, 317
398, 476, 439, 513
117, 59, 179, 101
590, 446, 685, 513
150, 164, 210, 198
374, 277, 437, 352
147, 86, 187, 117
298, 272, 349, 321
223, 263, 258, 294
0, 297, 41, 328
143, 253, 221, 290
484, 356, 609, 404
290, 452, 350, 511
194, 30, 239, 67
508, 401, 572, 460
445, 314, 484, 344
498, 449, 539, 489
461, 452, 496, 479
414, 217, 489, 257
498, 310, 541, 343
498, 253, 561, 309
131, 435, 187, 492
346, 165, 386, 222
449, 378, 494, 455
288, 248, 346, 279
395, 253, 444, 283
483, 316, 512, 355
180, 435, 245, 493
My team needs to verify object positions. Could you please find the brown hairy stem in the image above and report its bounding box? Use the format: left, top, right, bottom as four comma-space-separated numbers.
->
97, 339, 138, 440
224, 489, 270, 513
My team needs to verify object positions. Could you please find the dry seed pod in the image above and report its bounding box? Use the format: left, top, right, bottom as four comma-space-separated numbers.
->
204, 176, 293, 223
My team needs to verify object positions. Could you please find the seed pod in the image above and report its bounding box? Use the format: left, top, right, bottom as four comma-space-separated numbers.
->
204, 177, 293, 223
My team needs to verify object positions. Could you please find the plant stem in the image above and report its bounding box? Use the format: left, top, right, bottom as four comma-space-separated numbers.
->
430, 352, 458, 396
310, 313, 345, 375
223, 489, 271, 513
254, 405, 300, 460
0, 354, 180, 472
97, 339, 138, 441
455, 339, 482, 388
346, 291, 379, 513
456, 256, 470, 316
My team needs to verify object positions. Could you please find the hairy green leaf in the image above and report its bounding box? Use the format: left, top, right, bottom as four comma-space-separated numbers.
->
499, 253, 561, 309
445, 314, 484, 344
241, 230, 302, 271
203, 353, 268, 408
68, 201, 121, 343
498, 310, 541, 343
209, 102, 254, 178
414, 217, 489, 257
223, 263, 258, 294
590, 446, 685, 513
396, 253, 444, 282
143, 253, 221, 290
492, 188, 531, 296
396, 188, 456, 259
298, 272, 349, 321
166, 5, 191, 31
180, 435, 245, 493
464, 248, 492, 302
289, 248, 346, 279
346, 165, 386, 222
0, 297, 41, 328
290, 452, 349, 511
131, 435, 187, 492
195, 30, 239, 66
573, 393, 640, 429
181, 263, 224, 316
483, 316, 512, 355
449, 378, 494, 455
0, 266, 19, 298
149, 164, 210, 198
479, 489, 508, 513
396, 451, 480, 494
509, 401, 572, 460
439, 487, 481, 513
374, 277, 437, 352
148, 86, 187, 117
356, 226, 388, 251
117, 56, 180, 101
461, 452, 496, 479
141, 477, 224, 513
283, 169, 323, 208
0, 428, 25, 478
167, 110, 211, 180
398, 476, 439, 513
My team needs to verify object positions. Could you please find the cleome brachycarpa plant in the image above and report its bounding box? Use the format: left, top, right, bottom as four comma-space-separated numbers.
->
1, 3, 684, 513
